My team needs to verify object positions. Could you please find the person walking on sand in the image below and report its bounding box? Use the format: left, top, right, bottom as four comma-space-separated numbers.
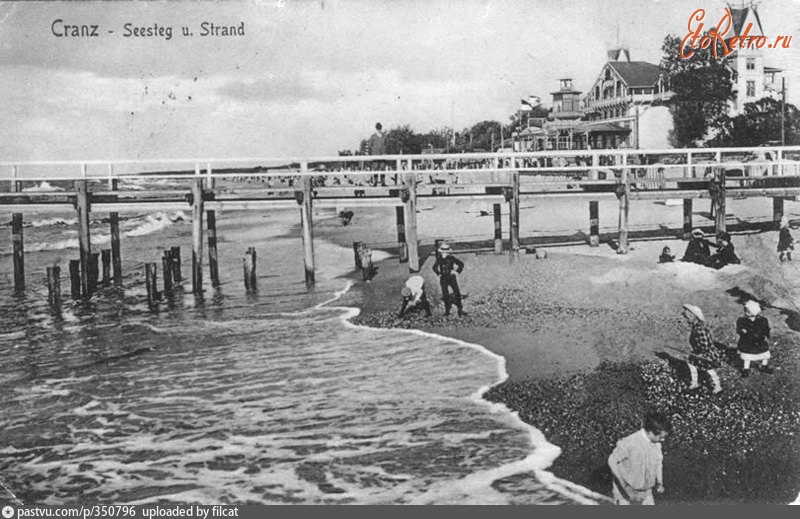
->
706, 232, 740, 270
432, 243, 466, 317
681, 229, 711, 265
778, 216, 795, 262
397, 274, 432, 319
736, 300, 773, 377
681, 303, 724, 394
608, 411, 672, 505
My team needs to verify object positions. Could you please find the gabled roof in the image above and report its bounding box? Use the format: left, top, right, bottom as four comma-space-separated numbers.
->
728, 5, 764, 36
607, 61, 663, 88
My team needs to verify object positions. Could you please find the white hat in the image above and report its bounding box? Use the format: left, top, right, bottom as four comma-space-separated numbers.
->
744, 300, 762, 315
439, 243, 452, 253
691, 228, 704, 238
682, 303, 705, 322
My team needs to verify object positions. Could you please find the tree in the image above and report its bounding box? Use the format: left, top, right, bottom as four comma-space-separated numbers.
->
660, 34, 734, 147
709, 97, 800, 147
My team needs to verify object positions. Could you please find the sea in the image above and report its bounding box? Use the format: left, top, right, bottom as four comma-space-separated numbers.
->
0, 181, 601, 505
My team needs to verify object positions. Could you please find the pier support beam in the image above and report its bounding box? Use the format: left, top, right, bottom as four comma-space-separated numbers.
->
493, 203, 503, 254
773, 197, 785, 222
509, 171, 520, 263
683, 199, 693, 240
101, 249, 111, 287
47, 266, 61, 312
712, 168, 726, 236
76, 177, 92, 297
589, 201, 600, 247
171, 246, 182, 282
396, 206, 408, 263
402, 168, 419, 273
109, 175, 122, 287
207, 210, 220, 287
244, 247, 257, 291
617, 169, 630, 254
191, 175, 205, 295
162, 249, 174, 297
69, 260, 81, 300
300, 165, 316, 287
11, 169, 24, 294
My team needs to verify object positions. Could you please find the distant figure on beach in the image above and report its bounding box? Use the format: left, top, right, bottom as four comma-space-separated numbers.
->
736, 300, 773, 377
397, 275, 432, 319
433, 243, 466, 317
658, 246, 675, 263
706, 232, 740, 270
608, 411, 672, 505
682, 303, 724, 394
367, 122, 388, 187
681, 229, 711, 265
777, 216, 795, 262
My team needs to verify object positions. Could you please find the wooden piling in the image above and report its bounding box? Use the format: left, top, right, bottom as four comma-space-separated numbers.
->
617, 169, 630, 254
299, 168, 315, 287
403, 169, 419, 273
352, 241, 363, 270
191, 175, 204, 294
162, 249, 173, 297
75, 178, 92, 297
12, 213, 24, 294
109, 174, 122, 286
69, 260, 81, 299
713, 168, 726, 235
171, 246, 182, 282
773, 197, 785, 222
683, 199, 693, 240
90, 252, 100, 293
396, 206, 408, 263
493, 203, 503, 254
589, 201, 600, 247
509, 171, 520, 263
101, 249, 111, 287
207, 209, 220, 287
47, 266, 61, 311
243, 247, 257, 291
145, 262, 159, 304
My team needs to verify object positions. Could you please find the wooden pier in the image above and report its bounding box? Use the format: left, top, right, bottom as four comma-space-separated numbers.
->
3, 146, 800, 303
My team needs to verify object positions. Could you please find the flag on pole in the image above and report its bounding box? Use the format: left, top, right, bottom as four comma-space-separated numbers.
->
520, 95, 541, 111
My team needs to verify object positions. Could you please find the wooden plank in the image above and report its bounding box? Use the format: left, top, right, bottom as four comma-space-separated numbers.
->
509, 170, 520, 263
403, 168, 419, 272
75, 177, 92, 297
300, 166, 315, 287
191, 175, 204, 294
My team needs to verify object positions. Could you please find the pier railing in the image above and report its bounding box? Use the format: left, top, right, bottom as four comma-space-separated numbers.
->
3, 146, 800, 299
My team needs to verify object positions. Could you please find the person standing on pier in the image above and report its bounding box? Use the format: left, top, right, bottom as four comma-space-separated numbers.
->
777, 216, 795, 262
433, 243, 466, 317
367, 122, 388, 187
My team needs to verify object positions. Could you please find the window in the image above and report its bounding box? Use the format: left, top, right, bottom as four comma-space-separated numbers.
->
746, 57, 755, 70
746, 80, 756, 97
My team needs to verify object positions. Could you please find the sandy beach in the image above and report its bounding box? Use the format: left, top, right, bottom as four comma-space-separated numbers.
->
319, 196, 800, 504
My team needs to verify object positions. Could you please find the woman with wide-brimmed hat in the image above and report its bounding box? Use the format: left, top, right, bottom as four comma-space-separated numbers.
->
681, 228, 711, 265
706, 231, 740, 270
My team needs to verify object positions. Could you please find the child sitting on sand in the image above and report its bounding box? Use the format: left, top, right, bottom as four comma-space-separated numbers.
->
778, 216, 795, 262
608, 412, 672, 505
658, 246, 675, 263
736, 300, 773, 377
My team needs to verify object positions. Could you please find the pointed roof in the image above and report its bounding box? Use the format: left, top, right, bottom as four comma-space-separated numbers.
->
727, 4, 764, 36
607, 61, 663, 88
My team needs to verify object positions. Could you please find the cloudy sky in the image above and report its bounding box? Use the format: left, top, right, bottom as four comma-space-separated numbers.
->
1, 0, 800, 161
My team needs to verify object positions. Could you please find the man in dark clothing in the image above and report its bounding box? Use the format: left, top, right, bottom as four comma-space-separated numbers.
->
367, 122, 388, 187
432, 243, 466, 317
706, 232, 740, 270
682, 229, 712, 264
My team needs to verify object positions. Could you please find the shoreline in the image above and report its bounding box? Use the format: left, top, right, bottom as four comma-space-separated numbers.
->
316, 201, 800, 504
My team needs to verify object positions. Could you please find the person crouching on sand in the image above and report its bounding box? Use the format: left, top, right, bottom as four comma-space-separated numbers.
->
432, 243, 466, 317
736, 300, 773, 377
682, 304, 724, 394
608, 411, 672, 505
778, 216, 795, 262
681, 229, 711, 265
397, 274, 432, 319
